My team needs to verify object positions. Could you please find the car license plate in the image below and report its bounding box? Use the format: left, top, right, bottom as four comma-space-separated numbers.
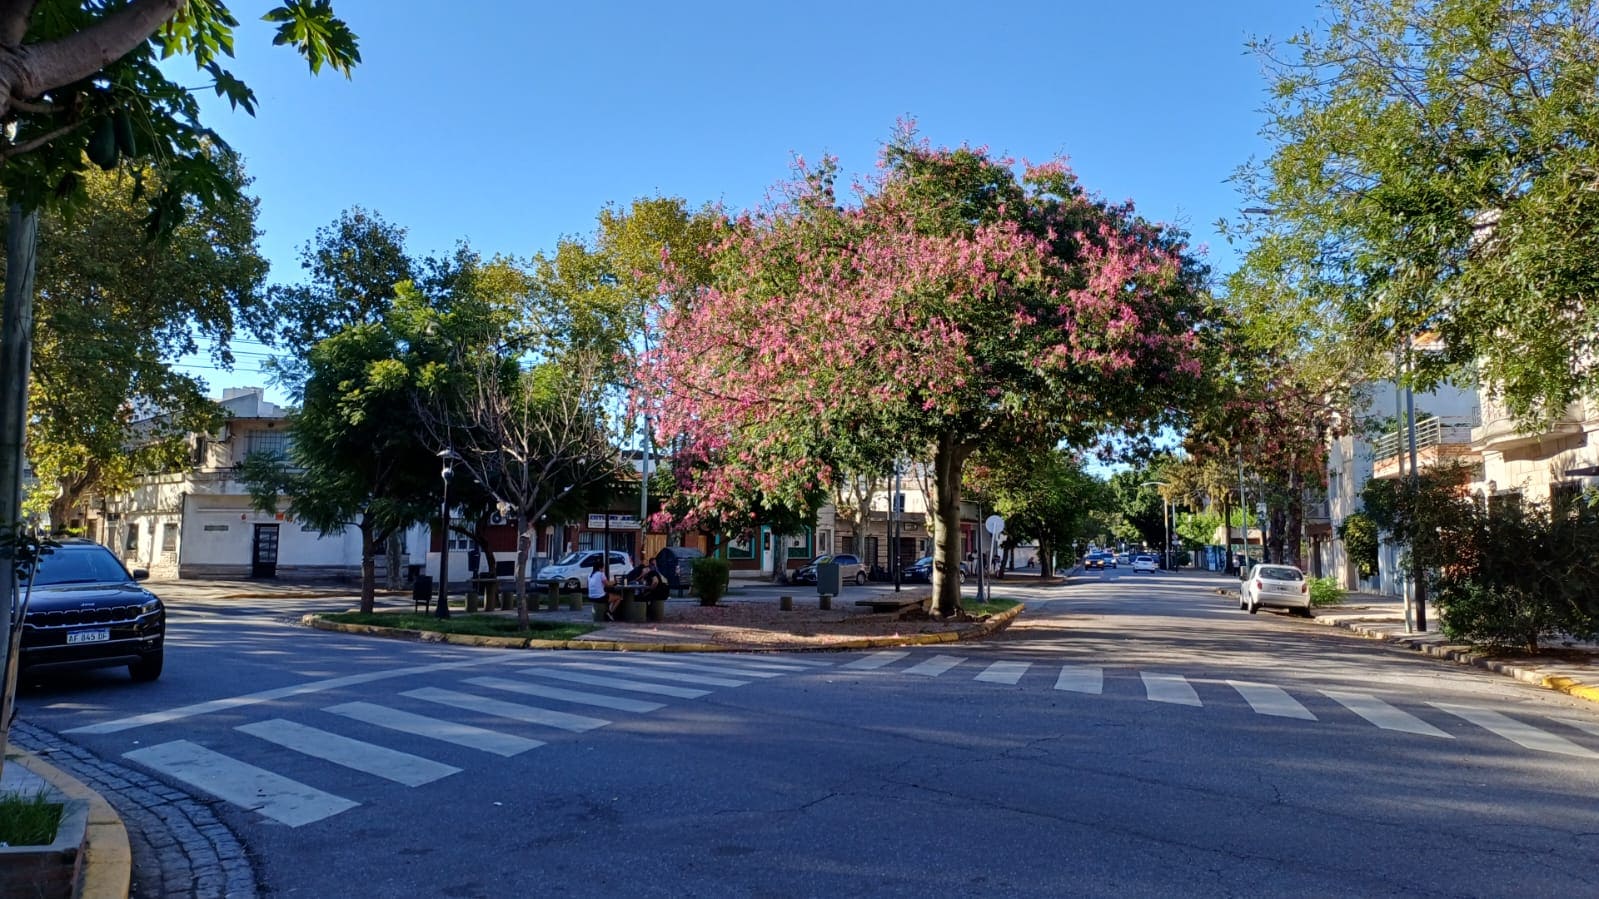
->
66, 629, 110, 645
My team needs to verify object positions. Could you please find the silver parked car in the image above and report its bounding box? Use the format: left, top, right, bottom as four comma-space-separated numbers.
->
1240, 564, 1312, 617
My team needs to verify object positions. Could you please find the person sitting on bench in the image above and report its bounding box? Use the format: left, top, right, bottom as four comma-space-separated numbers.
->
589, 557, 618, 621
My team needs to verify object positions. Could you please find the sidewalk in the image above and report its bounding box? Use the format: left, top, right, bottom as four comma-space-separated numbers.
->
1309, 592, 1599, 703
1, 744, 130, 899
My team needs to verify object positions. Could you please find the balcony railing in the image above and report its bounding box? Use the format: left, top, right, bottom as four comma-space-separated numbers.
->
1371, 415, 1476, 459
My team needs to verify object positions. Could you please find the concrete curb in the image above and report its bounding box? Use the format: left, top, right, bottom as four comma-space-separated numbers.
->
300, 602, 1023, 653
6, 748, 130, 899
1314, 613, 1599, 707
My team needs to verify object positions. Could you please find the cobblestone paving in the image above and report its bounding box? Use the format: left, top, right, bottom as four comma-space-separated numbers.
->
11, 720, 259, 899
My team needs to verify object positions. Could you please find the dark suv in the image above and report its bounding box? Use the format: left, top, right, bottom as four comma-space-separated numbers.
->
18, 539, 165, 682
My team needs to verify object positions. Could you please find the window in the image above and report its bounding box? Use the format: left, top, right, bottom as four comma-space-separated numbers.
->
125, 523, 139, 553
244, 430, 292, 460
726, 534, 754, 559
161, 522, 178, 553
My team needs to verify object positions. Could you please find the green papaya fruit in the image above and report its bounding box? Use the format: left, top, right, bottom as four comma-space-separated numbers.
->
113, 110, 136, 158
86, 117, 118, 169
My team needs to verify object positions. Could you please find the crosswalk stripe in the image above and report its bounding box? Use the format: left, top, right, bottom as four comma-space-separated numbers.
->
403, 687, 610, 732
645, 654, 819, 672
1322, 691, 1451, 738
517, 668, 710, 699
1054, 666, 1104, 694
236, 719, 460, 786
1141, 673, 1201, 706
1551, 716, 1599, 739
124, 740, 357, 827
464, 677, 665, 713
842, 651, 909, 670
903, 655, 964, 677
1431, 703, 1598, 758
324, 702, 542, 757
567, 662, 749, 688
608, 656, 785, 678
975, 661, 1031, 685
1227, 681, 1316, 720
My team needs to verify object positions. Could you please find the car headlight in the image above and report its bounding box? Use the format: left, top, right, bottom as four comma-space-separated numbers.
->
140, 597, 163, 615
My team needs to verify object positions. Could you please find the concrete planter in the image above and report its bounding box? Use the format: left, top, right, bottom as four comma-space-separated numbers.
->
0, 797, 88, 899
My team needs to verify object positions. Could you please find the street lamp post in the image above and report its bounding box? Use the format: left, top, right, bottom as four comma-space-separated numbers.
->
1142, 481, 1171, 571
436, 448, 459, 620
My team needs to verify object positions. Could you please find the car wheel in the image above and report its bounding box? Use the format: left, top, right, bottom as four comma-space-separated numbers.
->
1296, 606, 1314, 619
855, 571, 866, 586
565, 578, 581, 591
129, 650, 164, 683
1248, 594, 1259, 614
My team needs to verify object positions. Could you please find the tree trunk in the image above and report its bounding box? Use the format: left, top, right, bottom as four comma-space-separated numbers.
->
358, 518, 376, 614
1283, 468, 1305, 570
0, 205, 38, 783
931, 432, 972, 617
515, 523, 532, 630
385, 532, 402, 590
1037, 537, 1052, 577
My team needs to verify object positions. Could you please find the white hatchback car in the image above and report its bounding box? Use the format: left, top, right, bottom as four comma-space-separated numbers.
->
1131, 554, 1158, 573
1240, 564, 1312, 617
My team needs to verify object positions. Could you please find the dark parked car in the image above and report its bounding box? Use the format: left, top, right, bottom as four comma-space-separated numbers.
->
18, 539, 165, 682
903, 556, 965, 583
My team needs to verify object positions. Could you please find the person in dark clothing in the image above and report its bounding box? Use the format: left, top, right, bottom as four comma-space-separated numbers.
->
655, 546, 680, 590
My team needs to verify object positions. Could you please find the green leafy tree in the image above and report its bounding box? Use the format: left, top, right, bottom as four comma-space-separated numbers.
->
0, 0, 358, 780
1237, 0, 1599, 425
241, 316, 436, 614
1336, 511, 1380, 580
17, 155, 267, 527
968, 449, 1105, 577
641, 127, 1218, 616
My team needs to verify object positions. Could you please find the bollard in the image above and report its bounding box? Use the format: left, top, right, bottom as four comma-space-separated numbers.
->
819, 593, 832, 610
780, 595, 793, 611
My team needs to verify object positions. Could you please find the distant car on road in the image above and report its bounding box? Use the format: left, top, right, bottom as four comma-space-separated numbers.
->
1116, 552, 1132, 567
1241, 563, 1312, 616
19, 538, 165, 682
1084, 551, 1117, 570
903, 556, 964, 584
790, 553, 867, 587
1132, 555, 1159, 573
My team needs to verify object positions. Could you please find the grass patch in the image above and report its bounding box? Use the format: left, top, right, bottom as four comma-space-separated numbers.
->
322, 612, 595, 641
0, 788, 62, 846
964, 598, 1021, 616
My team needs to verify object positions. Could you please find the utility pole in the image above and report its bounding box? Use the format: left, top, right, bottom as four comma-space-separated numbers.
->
1404, 335, 1426, 631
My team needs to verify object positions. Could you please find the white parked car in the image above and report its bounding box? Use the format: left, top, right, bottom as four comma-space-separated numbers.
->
534, 550, 632, 591
1131, 555, 1158, 573
1240, 564, 1312, 617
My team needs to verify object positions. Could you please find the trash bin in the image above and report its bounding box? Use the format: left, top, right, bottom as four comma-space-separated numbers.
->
412, 574, 433, 611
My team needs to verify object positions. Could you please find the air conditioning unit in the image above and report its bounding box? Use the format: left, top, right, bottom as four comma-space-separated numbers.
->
489, 511, 508, 526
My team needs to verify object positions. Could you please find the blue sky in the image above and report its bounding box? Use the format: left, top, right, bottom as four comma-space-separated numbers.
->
186, 0, 1321, 398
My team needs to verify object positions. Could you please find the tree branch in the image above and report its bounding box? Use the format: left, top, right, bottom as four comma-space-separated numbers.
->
0, 119, 78, 159
6, 0, 181, 106
0, 0, 37, 49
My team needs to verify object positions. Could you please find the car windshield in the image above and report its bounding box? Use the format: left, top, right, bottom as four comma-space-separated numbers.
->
23, 547, 131, 586
553, 552, 589, 567
1258, 565, 1303, 581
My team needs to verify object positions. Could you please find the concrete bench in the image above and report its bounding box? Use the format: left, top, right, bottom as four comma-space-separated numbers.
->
854, 595, 929, 615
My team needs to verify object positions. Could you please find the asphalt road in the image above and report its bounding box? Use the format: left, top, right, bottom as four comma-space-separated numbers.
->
17, 570, 1599, 897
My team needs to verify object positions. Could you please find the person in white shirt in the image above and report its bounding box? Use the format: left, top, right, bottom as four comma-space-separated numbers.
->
587, 558, 616, 621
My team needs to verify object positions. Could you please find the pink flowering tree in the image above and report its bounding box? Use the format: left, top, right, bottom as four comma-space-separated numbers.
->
639, 128, 1216, 615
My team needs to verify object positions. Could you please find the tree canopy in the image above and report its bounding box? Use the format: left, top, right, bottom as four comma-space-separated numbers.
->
640, 125, 1218, 614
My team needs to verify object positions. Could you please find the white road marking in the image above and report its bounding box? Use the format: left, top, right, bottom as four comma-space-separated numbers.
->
1141, 673, 1201, 707
1551, 716, 1599, 739
1322, 691, 1451, 738
516, 668, 710, 699
975, 661, 1032, 685
903, 655, 964, 677
464, 677, 665, 713
236, 719, 460, 786
608, 656, 785, 678
124, 740, 357, 827
1227, 681, 1316, 720
842, 651, 909, 670
639, 655, 819, 673
1053, 666, 1104, 694
68, 652, 527, 734
324, 702, 542, 757
1431, 703, 1598, 758
567, 662, 749, 688
403, 688, 610, 732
